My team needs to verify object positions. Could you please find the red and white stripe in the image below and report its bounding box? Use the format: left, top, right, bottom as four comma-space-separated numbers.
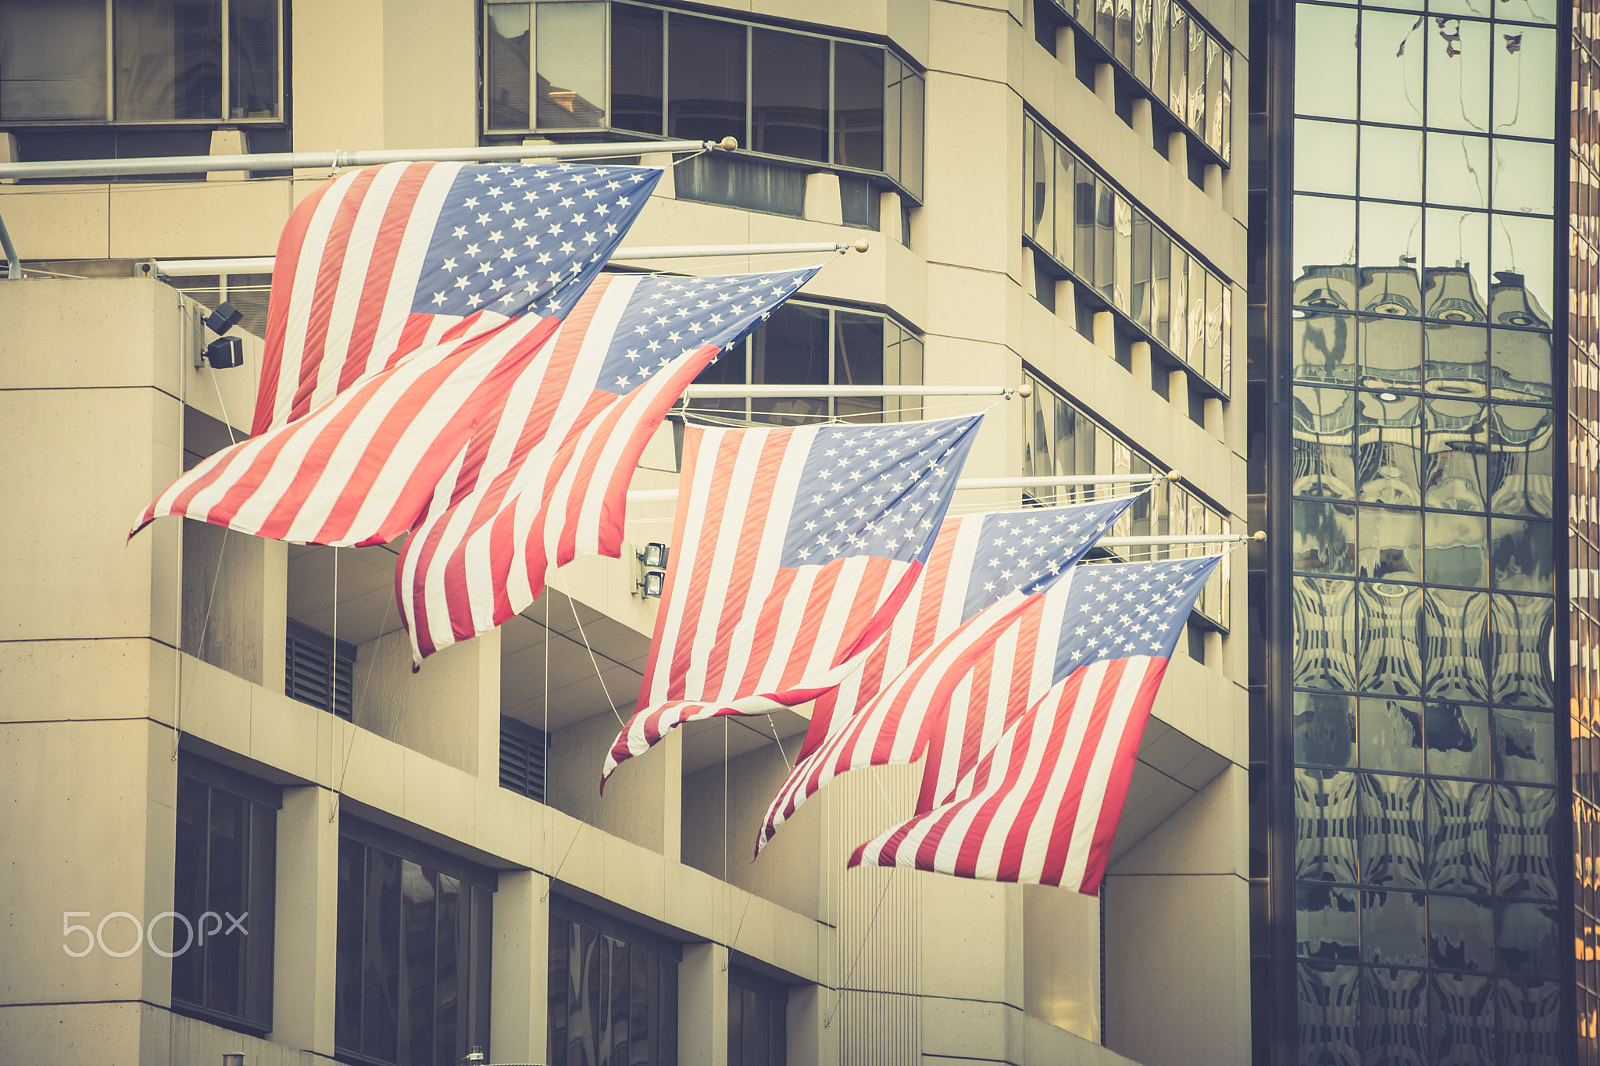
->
756, 573, 1072, 853
847, 655, 1170, 894
251, 161, 504, 435
602, 425, 927, 781
398, 275, 730, 662
134, 314, 557, 546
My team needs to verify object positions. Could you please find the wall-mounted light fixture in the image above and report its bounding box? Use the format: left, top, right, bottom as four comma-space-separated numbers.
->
198, 301, 244, 369
634, 542, 669, 597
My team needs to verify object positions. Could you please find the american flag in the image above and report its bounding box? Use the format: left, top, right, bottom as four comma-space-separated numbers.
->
399, 267, 820, 662
757, 495, 1142, 852
135, 161, 659, 547
251, 160, 660, 434
602, 414, 985, 782
848, 554, 1223, 893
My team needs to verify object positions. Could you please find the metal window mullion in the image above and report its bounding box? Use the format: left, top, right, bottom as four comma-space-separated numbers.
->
276, 0, 285, 121
199, 786, 215, 1001
660, 8, 669, 136
220, 0, 231, 123
745, 24, 753, 153
529, 2, 539, 135
602, 0, 611, 128
828, 41, 836, 166
826, 306, 836, 420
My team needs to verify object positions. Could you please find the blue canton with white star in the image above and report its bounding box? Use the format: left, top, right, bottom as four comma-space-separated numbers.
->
412, 162, 660, 321
958, 496, 1138, 622
778, 415, 982, 569
598, 267, 818, 395
1048, 555, 1223, 684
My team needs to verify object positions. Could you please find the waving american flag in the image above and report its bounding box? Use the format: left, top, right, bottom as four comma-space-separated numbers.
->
252, 160, 660, 434
603, 414, 985, 782
757, 494, 1142, 852
849, 554, 1224, 894
399, 267, 820, 663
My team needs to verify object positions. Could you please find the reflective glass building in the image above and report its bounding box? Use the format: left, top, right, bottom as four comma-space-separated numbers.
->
1251, 0, 1579, 1061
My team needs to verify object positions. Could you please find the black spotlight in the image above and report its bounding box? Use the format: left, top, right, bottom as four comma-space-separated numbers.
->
201, 301, 245, 369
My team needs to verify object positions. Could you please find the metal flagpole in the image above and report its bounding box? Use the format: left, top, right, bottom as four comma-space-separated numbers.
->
624, 469, 1173, 505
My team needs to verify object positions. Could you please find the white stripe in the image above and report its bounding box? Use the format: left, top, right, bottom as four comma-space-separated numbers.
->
303, 162, 409, 411
1060, 657, 1155, 886
365, 164, 463, 374
271, 169, 366, 427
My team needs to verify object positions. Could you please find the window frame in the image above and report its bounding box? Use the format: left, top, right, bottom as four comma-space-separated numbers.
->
478, 0, 925, 203
171, 752, 280, 1036
0, 0, 287, 128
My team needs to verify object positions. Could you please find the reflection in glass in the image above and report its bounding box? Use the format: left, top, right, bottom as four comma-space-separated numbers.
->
1359, 318, 1422, 395
1359, 966, 1427, 1063
1492, 137, 1556, 216
1496, 978, 1563, 1065
1492, 26, 1557, 139
1424, 322, 1488, 397
1430, 893, 1495, 970
1427, 131, 1491, 210
1487, 404, 1554, 517
1422, 586, 1491, 702
1359, 266, 1422, 318
1294, 499, 1356, 574
1431, 971, 1496, 1066
1358, 697, 1422, 773
751, 29, 827, 161
1490, 328, 1552, 403
1492, 709, 1555, 784
0, 0, 107, 120
1293, 204, 1357, 309
1491, 215, 1555, 323
611, 4, 664, 135
536, 3, 606, 128
1424, 398, 1488, 510
1424, 510, 1488, 587
485, 4, 531, 130
1359, 201, 1421, 284
1489, 518, 1553, 593
1296, 769, 1359, 882
1295, 691, 1356, 766
1357, 392, 1421, 505
1293, 578, 1359, 691
668, 14, 747, 141
1358, 509, 1421, 581
1296, 119, 1356, 195
1423, 219, 1490, 318
833, 42, 885, 171
1359, 124, 1422, 204
1426, 701, 1489, 778
1360, 773, 1426, 888
1360, 10, 1425, 126
1361, 891, 1425, 965
115, 0, 223, 121
1298, 883, 1359, 960
1494, 901, 1560, 976
1489, 594, 1554, 708
1297, 962, 1360, 1063
1426, 777, 1493, 892
1294, 314, 1355, 384
1493, 785, 1559, 899
1426, 16, 1491, 132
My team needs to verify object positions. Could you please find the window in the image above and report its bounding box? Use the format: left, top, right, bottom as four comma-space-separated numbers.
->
1023, 110, 1233, 397
286, 618, 354, 720
547, 899, 679, 1066
1033, 0, 1231, 166
170, 272, 273, 338
1021, 367, 1231, 628
480, 1, 925, 201
728, 967, 787, 1066
172, 753, 279, 1034
336, 819, 494, 1066
0, 0, 284, 124
688, 301, 924, 425
499, 716, 547, 803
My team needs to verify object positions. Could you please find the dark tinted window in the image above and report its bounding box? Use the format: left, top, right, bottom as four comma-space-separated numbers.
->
667, 14, 745, 141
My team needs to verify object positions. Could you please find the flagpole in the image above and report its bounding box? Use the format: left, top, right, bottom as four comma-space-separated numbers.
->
624, 471, 1173, 504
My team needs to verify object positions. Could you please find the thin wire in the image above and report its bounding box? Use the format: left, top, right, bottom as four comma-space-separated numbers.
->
557, 572, 629, 730
539, 590, 556, 900
332, 581, 393, 818
174, 529, 228, 759
767, 716, 794, 770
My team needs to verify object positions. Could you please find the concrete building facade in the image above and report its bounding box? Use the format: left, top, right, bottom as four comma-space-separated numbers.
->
0, 2, 1250, 1064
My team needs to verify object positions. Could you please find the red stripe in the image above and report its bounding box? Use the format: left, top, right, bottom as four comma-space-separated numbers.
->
252, 174, 341, 434
768, 561, 847, 690
948, 691, 1055, 877
288, 167, 381, 425
395, 313, 435, 360
1036, 660, 1132, 888
994, 681, 1083, 881
910, 705, 1022, 873
662, 432, 745, 701
635, 428, 707, 707
1076, 660, 1168, 894
337, 163, 433, 391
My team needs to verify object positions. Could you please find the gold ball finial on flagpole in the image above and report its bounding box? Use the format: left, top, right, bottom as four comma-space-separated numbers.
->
1017, 381, 1033, 398
852, 238, 870, 253
719, 136, 739, 151
1252, 530, 1269, 543
1166, 469, 1183, 483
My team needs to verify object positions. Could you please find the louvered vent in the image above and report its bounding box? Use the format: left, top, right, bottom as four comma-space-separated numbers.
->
285, 619, 355, 720
499, 717, 548, 803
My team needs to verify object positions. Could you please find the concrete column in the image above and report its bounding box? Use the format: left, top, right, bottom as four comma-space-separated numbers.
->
679, 941, 729, 1066
641, 152, 678, 198
262, 539, 287, 696
206, 129, 246, 181
1093, 63, 1117, 110
1056, 25, 1076, 69
491, 871, 551, 1063
879, 189, 904, 245
1203, 396, 1226, 437
1167, 129, 1189, 174
273, 785, 340, 1056
1168, 366, 1189, 406
788, 984, 834, 1066
1204, 630, 1224, 672
660, 728, 683, 864
1130, 341, 1153, 387
0, 131, 16, 184
1131, 98, 1154, 144
1092, 310, 1116, 355
1203, 161, 1224, 200
804, 172, 843, 225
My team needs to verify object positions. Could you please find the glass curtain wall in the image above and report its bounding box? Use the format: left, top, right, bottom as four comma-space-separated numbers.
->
1571, 0, 1600, 1060
1285, 0, 1563, 1062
